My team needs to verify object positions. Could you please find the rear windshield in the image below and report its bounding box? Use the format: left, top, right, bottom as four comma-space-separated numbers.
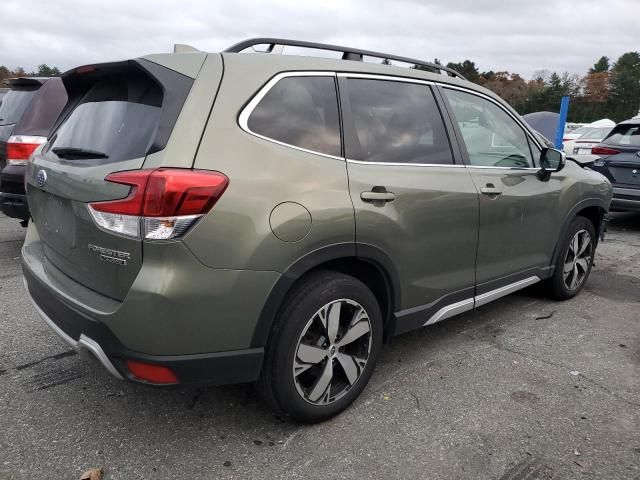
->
0, 88, 39, 125
572, 126, 591, 136
579, 127, 611, 140
604, 124, 640, 147
48, 71, 162, 162
14, 78, 68, 137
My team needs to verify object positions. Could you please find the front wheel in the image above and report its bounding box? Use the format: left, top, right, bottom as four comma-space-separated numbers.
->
546, 216, 596, 300
259, 271, 383, 423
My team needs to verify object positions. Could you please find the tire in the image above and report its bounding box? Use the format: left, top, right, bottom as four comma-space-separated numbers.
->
546, 216, 596, 300
259, 270, 383, 423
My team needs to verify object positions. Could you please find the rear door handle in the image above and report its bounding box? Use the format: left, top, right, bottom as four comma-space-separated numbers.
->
480, 186, 502, 196
361, 190, 395, 202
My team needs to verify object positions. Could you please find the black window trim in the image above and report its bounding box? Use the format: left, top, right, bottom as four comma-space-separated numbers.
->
238, 71, 344, 160
437, 84, 544, 170
238, 70, 544, 169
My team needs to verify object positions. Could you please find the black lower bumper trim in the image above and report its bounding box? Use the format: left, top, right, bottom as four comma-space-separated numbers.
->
22, 264, 264, 386
0, 192, 29, 221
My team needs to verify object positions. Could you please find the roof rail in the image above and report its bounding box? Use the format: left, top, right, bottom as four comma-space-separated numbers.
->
223, 38, 466, 80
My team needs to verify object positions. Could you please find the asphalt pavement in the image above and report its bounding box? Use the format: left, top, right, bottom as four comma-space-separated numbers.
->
0, 212, 639, 479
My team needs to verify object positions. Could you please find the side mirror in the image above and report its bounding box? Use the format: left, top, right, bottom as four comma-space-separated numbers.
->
537, 147, 565, 180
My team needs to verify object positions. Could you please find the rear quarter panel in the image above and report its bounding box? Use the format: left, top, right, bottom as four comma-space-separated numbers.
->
185, 55, 355, 272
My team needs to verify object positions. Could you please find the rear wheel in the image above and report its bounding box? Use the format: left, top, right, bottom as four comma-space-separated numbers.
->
259, 271, 383, 423
547, 216, 596, 300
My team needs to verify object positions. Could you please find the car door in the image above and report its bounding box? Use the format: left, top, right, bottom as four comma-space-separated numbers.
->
440, 86, 563, 297
338, 75, 479, 333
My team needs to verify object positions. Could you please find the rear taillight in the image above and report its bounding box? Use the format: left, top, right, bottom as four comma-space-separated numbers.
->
591, 146, 620, 156
88, 168, 229, 240
6, 135, 46, 165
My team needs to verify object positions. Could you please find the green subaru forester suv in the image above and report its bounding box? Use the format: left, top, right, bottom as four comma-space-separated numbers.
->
22, 39, 612, 422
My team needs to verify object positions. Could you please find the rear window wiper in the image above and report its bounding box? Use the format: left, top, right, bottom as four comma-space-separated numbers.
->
52, 147, 109, 159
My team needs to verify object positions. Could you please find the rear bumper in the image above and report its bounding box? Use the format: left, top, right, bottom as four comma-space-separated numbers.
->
0, 192, 29, 221
22, 262, 265, 386
611, 187, 640, 211
0, 163, 29, 220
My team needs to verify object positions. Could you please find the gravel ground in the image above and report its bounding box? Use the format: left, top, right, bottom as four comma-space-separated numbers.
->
0, 212, 638, 480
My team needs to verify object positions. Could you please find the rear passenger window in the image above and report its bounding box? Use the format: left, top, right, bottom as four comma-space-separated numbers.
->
342, 79, 453, 164
247, 76, 341, 157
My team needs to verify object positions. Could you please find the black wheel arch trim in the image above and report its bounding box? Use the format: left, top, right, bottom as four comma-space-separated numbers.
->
250, 242, 401, 348
550, 198, 608, 267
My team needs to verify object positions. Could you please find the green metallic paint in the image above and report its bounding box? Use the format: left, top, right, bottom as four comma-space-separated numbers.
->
22, 232, 280, 355
22, 49, 613, 364
185, 55, 355, 272
142, 52, 207, 79
142, 54, 223, 170
346, 163, 479, 309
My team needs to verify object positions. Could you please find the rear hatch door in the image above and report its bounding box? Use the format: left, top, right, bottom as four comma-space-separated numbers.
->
600, 123, 640, 188
26, 60, 194, 300
608, 147, 640, 187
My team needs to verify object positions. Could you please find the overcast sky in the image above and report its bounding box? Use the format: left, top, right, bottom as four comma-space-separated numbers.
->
2, 0, 638, 79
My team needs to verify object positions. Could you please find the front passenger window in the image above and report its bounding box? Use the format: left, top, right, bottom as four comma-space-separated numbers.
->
444, 89, 535, 168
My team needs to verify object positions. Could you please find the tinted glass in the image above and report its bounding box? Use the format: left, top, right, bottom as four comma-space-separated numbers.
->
14, 78, 68, 137
48, 73, 162, 162
248, 76, 341, 157
445, 89, 535, 168
0, 88, 39, 125
604, 124, 640, 147
344, 79, 453, 164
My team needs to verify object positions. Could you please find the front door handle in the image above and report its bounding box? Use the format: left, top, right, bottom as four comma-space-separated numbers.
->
480, 185, 502, 196
361, 190, 395, 203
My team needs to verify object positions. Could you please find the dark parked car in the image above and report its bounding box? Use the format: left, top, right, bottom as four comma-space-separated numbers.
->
0, 77, 67, 224
591, 119, 640, 211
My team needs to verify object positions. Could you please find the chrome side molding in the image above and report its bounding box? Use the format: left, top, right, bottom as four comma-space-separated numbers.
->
424, 298, 474, 326
474, 276, 540, 308
423, 276, 541, 326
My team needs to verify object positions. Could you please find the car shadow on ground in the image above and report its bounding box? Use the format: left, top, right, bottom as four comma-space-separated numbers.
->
16, 212, 640, 436
608, 211, 640, 232
83, 283, 553, 432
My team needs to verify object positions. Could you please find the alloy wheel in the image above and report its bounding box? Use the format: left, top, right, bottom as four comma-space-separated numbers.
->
292, 299, 372, 405
563, 229, 592, 290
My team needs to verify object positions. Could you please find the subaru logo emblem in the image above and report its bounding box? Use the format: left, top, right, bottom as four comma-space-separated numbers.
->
637, 151, 640, 158
36, 170, 47, 188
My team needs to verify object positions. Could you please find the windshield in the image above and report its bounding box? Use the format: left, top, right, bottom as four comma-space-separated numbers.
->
0, 88, 39, 125
571, 126, 591, 136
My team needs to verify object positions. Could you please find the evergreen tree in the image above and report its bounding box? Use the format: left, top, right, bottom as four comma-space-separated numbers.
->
608, 52, 640, 120
590, 56, 610, 74
446, 60, 480, 83
33, 64, 62, 76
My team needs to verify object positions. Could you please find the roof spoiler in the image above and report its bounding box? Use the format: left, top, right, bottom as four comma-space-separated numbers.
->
6, 77, 49, 88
